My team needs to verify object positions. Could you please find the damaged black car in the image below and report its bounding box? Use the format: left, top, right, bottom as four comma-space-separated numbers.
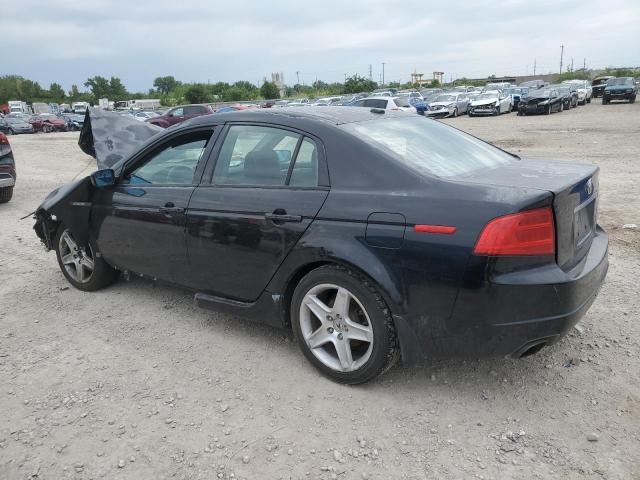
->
34, 107, 608, 384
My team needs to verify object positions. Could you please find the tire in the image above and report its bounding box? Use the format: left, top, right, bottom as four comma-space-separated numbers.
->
54, 224, 118, 292
630, 95, 636, 104
493, 106, 500, 116
468, 112, 474, 117
291, 264, 399, 384
603, 98, 609, 105
587, 97, 591, 103
7, 129, 14, 135
452, 108, 458, 118
546, 104, 552, 115
0, 186, 13, 203
560, 102, 564, 112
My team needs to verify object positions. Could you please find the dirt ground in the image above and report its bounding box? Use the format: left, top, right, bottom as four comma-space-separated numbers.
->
1, 102, 639, 480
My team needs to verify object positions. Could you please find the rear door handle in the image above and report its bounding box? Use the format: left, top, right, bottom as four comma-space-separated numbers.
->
265, 210, 302, 223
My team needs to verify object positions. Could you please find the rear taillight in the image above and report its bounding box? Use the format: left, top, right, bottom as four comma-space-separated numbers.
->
0, 133, 9, 145
473, 207, 555, 256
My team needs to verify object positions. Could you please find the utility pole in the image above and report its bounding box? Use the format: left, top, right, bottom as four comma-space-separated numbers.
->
296, 71, 300, 85
583, 58, 586, 70
368, 64, 373, 81
382, 62, 386, 86
533, 58, 537, 76
559, 44, 564, 74
344, 73, 348, 83
570, 58, 574, 72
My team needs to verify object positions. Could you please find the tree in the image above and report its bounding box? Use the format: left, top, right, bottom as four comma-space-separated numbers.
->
184, 84, 213, 104
153, 76, 180, 95
49, 83, 66, 102
344, 74, 377, 94
84, 76, 111, 100
260, 81, 280, 99
109, 77, 128, 101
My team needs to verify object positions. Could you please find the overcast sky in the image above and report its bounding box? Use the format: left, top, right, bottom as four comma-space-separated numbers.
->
4, 0, 639, 92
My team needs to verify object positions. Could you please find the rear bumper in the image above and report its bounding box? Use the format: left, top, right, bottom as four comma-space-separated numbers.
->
396, 227, 609, 365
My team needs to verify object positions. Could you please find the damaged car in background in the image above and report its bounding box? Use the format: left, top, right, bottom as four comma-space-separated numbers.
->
32, 107, 608, 384
425, 93, 469, 117
518, 88, 564, 115
468, 90, 512, 116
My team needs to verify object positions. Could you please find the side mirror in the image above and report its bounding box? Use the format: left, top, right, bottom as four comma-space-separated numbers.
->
91, 169, 116, 188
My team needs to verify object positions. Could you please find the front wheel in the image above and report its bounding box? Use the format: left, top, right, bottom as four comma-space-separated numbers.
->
630, 95, 636, 104
546, 104, 552, 115
7, 129, 14, 135
54, 225, 118, 291
452, 108, 458, 117
291, 265, 399, 384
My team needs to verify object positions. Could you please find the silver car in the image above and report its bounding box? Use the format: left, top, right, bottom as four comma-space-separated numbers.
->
425, 93, 470, 117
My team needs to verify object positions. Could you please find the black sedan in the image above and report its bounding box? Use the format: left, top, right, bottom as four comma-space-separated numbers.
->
33, 108, 608, 384
518, 88, 564, 115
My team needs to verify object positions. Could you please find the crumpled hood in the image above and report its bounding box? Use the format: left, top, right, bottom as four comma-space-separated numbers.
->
470, 99, 497, 107
79, 107, 163, 169
428, 102, 453, 108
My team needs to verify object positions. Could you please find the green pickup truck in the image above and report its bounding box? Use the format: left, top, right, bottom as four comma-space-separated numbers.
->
602, 77, 637, 104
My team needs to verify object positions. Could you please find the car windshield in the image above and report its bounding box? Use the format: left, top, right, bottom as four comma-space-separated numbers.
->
342, 117, 514, 178
434, 95, 455, 102
476, 93, 497, 100
533, 90, 551, 98
606, 77, 633, 86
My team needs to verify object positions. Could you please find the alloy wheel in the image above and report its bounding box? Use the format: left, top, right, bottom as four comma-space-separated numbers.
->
299, 283, 374, 372
59, 230, 94, 284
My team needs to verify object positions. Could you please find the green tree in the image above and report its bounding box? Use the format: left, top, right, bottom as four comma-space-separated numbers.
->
344, 74, 377, 94
49, 83, 66, 102
260, 81, 280, 99
153, 76, 180, 95
184, 84, 213, 103
84, 76, 111, 100
109, 77, 128, 101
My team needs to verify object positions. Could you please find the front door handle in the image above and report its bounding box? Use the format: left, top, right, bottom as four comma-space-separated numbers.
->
160, 202, 185, 215
265, 209, 302, 223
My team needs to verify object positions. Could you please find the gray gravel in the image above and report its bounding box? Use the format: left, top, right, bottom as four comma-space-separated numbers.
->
0, 101, 639, 479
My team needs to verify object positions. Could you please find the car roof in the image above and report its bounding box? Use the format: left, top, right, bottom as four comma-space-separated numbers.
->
187, 106, 410, 128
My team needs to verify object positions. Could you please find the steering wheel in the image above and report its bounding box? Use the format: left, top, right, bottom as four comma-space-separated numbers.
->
165, 165, 194, 184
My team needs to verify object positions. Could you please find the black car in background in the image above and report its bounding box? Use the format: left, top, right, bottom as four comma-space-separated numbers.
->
591, 76, 613, 98
33, 108, 608, 384
518, 88, 564, 115
0, 132, 16, 202
602, 77, 637, 104
551, 84, 578, 110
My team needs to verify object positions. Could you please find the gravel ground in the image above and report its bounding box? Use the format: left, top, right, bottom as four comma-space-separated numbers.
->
1, 101, 639, 480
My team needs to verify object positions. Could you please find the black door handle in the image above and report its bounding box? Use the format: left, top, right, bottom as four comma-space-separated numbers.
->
265, 209, 302, 223
160, 202, 185, 215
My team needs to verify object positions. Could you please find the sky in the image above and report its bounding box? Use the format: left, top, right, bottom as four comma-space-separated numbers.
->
3, 0, 639, 92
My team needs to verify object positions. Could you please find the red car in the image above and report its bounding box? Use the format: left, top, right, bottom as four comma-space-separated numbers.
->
146, 104, 213, 128
29, 114, 68, 133
0, 132, 16, 202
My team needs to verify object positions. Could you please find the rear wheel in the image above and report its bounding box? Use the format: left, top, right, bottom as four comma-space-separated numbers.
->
291, 265, 399, 384
0, 187, 13, 203
54, 225, 118, 291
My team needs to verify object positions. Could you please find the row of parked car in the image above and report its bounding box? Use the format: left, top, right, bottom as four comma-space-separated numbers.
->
0, 112, 87, 135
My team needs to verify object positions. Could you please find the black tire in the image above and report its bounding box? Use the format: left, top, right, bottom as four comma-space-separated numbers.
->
452, 108, 458, 118
560, 102, 564, 112
546, 104, 552, 115
630, 95, 636, 104
603, 97, 609, 105
587, 97, 591, 103
291, 264, 399, 384
7, 129, 14, 136
0, 186, 13, 203
54, 224, 119, 292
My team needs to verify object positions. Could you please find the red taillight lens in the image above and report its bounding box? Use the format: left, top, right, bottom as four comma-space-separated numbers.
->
0, 133, 9, 145
473, 207, 555, 256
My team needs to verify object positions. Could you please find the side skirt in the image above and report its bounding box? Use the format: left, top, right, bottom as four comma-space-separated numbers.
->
194, 291, 285, 329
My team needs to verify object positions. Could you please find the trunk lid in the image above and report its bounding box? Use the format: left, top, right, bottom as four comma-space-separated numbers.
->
455, 158, 599, 270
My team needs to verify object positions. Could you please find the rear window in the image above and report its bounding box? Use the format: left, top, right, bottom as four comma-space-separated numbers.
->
363, 99, 388, 109
394, 98, 411, 107
341, 117, 514, 178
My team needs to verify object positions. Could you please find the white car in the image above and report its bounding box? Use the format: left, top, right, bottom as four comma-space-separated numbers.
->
468, 90, 512, 116
312, 97, 342, 106
351, 96, 416, 112
562, 80, 592, 104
